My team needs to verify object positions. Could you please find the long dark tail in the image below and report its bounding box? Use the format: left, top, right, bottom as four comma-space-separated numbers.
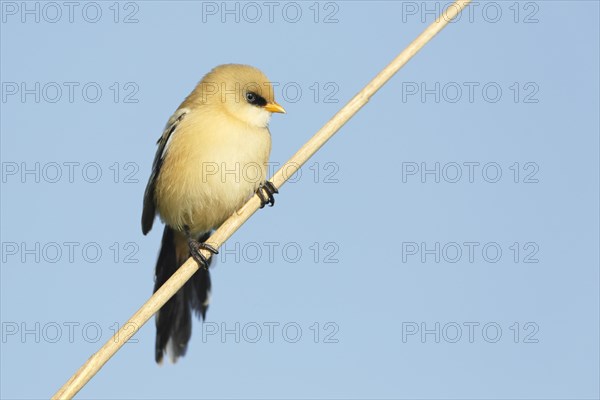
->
154, 226, 212, 364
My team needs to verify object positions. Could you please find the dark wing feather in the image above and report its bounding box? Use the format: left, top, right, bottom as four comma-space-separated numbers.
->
141, 109, 188, 235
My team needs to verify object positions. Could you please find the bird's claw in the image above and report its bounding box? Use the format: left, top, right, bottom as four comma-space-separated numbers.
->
188, 240, 218, 270
256, 181, 278, 208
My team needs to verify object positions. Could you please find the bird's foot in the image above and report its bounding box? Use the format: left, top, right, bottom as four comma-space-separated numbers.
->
256, 181, 278, 209
185, 227, 218, 270
188, 240, 218, 270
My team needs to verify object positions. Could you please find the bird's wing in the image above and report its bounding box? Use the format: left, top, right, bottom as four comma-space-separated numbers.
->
141, 108, 189, 235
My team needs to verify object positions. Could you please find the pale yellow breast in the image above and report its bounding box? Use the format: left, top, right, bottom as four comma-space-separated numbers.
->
155, 108, 271, 234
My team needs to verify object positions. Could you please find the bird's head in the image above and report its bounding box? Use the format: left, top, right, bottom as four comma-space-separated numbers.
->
197, 64, 286, 128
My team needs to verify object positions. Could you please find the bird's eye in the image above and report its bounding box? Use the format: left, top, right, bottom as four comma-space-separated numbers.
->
245, 91, 267, 107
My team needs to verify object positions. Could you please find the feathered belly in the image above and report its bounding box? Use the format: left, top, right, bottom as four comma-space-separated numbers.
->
155, 124, 271, 234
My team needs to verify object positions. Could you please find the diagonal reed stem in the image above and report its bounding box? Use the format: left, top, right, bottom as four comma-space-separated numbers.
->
52, 1, 472, 397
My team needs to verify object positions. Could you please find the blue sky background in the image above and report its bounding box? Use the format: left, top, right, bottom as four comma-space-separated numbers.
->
1, 1, 599, 399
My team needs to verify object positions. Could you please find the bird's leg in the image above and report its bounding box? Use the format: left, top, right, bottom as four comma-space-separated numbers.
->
184, 226, 218, 270
256, 181, 279, 209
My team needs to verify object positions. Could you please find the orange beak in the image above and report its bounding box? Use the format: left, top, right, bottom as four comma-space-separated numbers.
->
264, 102, 286, 114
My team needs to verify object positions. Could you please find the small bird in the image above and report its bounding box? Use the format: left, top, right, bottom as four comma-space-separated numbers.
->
142, 64, 285, 363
